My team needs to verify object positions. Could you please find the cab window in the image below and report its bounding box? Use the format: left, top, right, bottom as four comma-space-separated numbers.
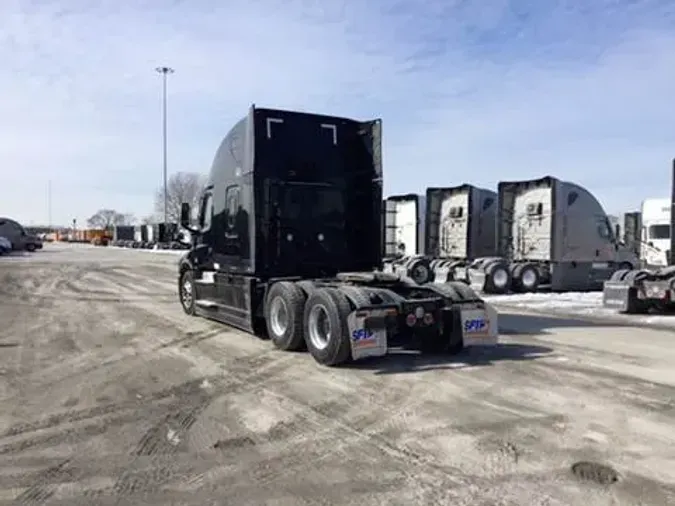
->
597, 217, 613, 241
648, 224, 670, 240
199, 193, 213, 231
225, 186, 241, 230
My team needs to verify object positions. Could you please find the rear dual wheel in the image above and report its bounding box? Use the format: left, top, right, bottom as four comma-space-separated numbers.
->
265, 283, 353, 367
303, 288, 353, 366
484, 261, 511, 294
265, 281, 307, 351
512, 263, 540, 293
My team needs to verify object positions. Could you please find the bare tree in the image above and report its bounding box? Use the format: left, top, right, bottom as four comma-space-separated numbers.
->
154, 172, 207, 223
87, 209, 135, 230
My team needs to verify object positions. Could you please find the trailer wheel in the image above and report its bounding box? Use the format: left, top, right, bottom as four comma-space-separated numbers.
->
303, 288, 352, 366
265, 281, 306, 352
407, 258, 432, 284
484, 261, 511, 294
514, 263, 539, 292
179, 270, 196, 316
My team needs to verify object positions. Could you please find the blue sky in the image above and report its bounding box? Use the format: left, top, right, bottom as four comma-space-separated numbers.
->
1, 0, 675, 226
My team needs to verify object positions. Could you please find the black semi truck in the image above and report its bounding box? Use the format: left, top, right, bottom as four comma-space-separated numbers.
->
176, 106, 498, 366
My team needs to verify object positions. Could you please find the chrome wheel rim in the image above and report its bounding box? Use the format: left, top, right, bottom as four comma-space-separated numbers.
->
269, 296, 289, 337
181, 278, 193, 308
522, 268, 537, 288
308, 304, 331, 350
492, 267, 508, 288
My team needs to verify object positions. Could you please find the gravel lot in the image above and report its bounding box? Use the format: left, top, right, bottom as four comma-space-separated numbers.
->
1, 244, 674, 505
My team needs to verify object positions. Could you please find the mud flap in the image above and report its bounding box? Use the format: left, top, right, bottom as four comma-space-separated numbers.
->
602, 281, 635, 311
460, 304, 498, 347
452, 266, 469, 283
433, 264, 451, 283
467, 268, 487, 293
346, 308, 391, 360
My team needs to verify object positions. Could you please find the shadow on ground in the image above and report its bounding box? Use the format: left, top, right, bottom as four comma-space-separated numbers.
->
0, 250, 57, 257
497, 312, 632, 335
345, 311, 642, 375
497, 308, 675, 333
346, 342, 554, 375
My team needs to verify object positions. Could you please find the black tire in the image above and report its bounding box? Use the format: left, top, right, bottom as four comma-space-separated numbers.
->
295, 280, 317, 297
484, 261, 511, 294
515, 263, 540, 293
336, 285, 371, 309
303, 287, 352, 366
264, 281, 306, 351
407, 258, 432, 284
25, 243, 36, 252
609, 268, 630, 282
179, 270, 196, 316
623, 269, 649, 285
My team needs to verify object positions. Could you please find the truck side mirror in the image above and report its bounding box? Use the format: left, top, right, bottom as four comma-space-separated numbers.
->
180, 203, 191, 228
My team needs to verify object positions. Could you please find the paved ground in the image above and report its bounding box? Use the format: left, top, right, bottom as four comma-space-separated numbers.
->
1, 244, 674, 505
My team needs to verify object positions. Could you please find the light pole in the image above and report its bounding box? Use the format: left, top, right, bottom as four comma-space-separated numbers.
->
155, 66, 174, 227
47, 179, 52, 232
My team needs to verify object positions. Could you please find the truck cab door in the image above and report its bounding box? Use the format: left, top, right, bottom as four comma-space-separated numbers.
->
588, 215, 620, 286
193, 190, 217, 301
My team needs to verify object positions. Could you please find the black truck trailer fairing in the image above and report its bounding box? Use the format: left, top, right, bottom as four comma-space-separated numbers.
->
176, 105, 498, 366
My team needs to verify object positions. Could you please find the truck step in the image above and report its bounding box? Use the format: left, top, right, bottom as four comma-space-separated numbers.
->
196, 272, 216, 284
195, 299, 219, 308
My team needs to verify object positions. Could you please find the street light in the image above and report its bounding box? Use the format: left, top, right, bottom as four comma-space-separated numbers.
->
155, 66, 174, 228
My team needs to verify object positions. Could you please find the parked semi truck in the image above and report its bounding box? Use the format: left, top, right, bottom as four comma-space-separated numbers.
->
381, 185, 498, 285
603, 160, 675, 313
637, 198, 671, 268
381, 193, 432, 284
466, 176, 638, 294
176, 106, 498, 366
426, 185, 498, 283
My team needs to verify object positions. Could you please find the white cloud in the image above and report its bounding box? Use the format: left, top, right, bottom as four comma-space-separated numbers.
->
0, 0, 674, 225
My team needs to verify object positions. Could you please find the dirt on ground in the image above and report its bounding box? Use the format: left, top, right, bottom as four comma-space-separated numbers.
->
0, 244, 674, 505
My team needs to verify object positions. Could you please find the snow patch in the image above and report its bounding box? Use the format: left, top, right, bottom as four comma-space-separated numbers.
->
109, 246, 186, 255
485, 291, 675, 328
482, 292, 602, 310
166, 428, 181, 445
